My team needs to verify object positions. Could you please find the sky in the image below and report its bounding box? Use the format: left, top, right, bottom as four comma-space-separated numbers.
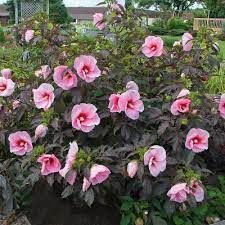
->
0, 0, 125, 6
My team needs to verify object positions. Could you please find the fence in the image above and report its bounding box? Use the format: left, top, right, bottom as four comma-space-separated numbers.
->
194, 18, 225, 32
193, 18, 225, 32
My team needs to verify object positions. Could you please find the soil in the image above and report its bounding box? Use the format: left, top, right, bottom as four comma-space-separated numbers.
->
27, 181, 121, 225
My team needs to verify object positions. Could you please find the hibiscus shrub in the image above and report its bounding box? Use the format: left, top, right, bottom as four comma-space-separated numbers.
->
0, 0, 224, 222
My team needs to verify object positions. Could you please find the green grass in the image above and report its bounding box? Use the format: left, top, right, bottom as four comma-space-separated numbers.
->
161, 35, 180, 47
218, 41, 225, 61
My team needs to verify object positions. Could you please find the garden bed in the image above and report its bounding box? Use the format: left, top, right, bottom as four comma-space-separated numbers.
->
26, 181, 120, 225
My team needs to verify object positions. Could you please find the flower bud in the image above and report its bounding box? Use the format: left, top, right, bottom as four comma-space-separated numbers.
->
1, 68, 12, 79
35, 124, 48, 139
127, 160, 138, 178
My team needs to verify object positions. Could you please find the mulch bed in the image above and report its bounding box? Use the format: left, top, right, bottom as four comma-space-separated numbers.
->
27, 181, 121, 225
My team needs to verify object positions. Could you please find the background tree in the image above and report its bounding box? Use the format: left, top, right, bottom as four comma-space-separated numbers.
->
5, 0, 72, 24
4, 0, 15, 24
49, 0, 72, 24
134, 0, 197, 14
202, 0, 225, 18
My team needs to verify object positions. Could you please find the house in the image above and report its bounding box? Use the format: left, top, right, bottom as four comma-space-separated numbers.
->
67, 7, 106, 24
67, 6, 161, 26
0, 5, 9, 25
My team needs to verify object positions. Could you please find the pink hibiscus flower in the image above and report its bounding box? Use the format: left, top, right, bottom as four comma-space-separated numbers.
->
93, 13, 105, 30
8, 131, 33, 156
71, 103, 100, 133
53, 65, 78, 90
0, 77, 15, 97
89, 164, 111, 185
219, 94, 225, 119
182, 33, 193, 52
170, 98, 191, 115
37, 154, 61, 176
167, 183, 189, 203
108, 94, 122, 113
1, 68, 12, 79
142, 36, 164, 58
74, 55, 101, 83
25, 29, 34, 43
144, 145, 167, 177
118, 90, 144, 120
185, 128, 210, 153
189, 180, 204, 202
126, 81, 139, 91
59, 141, 79, 185
33, 83, 55, 111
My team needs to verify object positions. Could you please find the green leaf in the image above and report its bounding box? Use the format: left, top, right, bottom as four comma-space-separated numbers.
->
120, 215, 132, 225
151, 215, 167, 225
173, 215, 184, 225
84, 188, 95, 207
121, 201, 133, 211
61, 185, 73, 198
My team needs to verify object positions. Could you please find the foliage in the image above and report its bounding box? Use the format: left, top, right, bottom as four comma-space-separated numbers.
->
206, 69, 225, 94
167, 17, 189, 30
171, 176, 225, 225
203, 0, 225, 18
134, 0, 196, 14
120, 196, 148, 225
121, 176, 225, 225
161, 35, 180, 47
0, 27, 5, 42
192, 9, 208, 18
0, 0, 225, 223
149, 17, 191, 36
49, 0, 73, 24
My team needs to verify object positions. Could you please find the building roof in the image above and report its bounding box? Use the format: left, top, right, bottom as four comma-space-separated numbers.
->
67, 7, 106, 20
0, 5, 9, 17
67, 7, 161, 20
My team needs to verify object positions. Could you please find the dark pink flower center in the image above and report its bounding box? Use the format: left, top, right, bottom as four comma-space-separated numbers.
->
128, 101, 134, 109
179, 103, 188, 111
0, 84, 6, 91
18, 140, 26, 147
150, 45, 157, 51
42, 93, 50, 100
64, 72, 72, 80
78, 113, 86, 122
82, 66, 90, 74
46, 158, 53, 165
193, 137, 200, 144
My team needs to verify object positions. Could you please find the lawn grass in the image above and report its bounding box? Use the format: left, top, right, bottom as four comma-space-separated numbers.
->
218, 41, 225, 61
161, 35, 180, 47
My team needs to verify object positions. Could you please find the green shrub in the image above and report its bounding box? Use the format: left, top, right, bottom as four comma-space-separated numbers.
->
167, 28, 187, 36
149, 18, 167, 35
192, 9, 208, 18
161, 35, 180, 47
0, 26, 5, 42
149, 25, 167, 35
167, 17, 189, 30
